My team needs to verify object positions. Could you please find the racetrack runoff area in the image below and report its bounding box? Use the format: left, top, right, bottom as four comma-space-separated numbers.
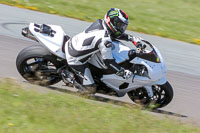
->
0, 3, 200, 131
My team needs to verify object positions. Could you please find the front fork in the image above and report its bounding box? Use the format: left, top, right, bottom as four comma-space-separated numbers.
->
144, 77, 167, 98
144, 85, 154, 98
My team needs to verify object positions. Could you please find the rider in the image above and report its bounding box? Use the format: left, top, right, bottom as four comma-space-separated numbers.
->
63, 8, 142, 94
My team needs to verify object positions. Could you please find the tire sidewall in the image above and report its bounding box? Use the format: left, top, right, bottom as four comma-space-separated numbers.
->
16, 45, 62, 85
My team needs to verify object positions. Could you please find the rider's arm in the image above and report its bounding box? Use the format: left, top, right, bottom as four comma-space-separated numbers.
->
115, 33, 132, 41
98, 39, 133, 79
98, 38, 122, 73
116, 33, 143, 47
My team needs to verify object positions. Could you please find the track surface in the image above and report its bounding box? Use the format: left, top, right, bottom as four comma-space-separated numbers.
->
0, 4, 200, 125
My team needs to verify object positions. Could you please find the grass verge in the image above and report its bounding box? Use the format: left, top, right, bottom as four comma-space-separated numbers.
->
0, 0, 200, 45
0, 78, 200, 133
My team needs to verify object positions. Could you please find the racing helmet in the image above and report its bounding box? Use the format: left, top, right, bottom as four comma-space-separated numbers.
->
104, 8, 129, 37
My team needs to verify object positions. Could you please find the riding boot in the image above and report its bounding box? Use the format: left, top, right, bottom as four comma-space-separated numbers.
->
60, 69, 75, 86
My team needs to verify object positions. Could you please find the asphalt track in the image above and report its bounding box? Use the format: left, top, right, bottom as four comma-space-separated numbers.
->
0, 4, 200, 125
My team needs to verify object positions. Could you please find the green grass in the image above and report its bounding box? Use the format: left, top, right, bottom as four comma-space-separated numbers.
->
1, 0, 200, 45
0, 78, 200, 133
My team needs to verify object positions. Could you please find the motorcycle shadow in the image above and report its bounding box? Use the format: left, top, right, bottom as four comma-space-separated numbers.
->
47, 85, 187, 118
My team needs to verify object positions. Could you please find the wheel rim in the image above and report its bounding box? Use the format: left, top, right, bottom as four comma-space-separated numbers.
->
128, 86, 168, 107
128, 88, 150, 105
151, 85, 167, 104
22, 57, 59, 85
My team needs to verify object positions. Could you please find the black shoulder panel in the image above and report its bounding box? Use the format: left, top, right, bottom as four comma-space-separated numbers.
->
82, 36, 95, 46
85, 19, 104, 33
34, 28, 40, 32
34, 23, 40, 28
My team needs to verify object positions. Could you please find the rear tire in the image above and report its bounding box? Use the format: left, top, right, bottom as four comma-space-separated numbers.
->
128, 81, 173, 108
16, 45, 62, 86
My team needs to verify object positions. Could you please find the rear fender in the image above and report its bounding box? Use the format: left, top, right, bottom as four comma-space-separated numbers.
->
28, 23, 66, 59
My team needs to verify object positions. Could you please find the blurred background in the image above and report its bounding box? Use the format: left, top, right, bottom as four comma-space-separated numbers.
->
0, 0, 200, 45
0, 1, 200, 132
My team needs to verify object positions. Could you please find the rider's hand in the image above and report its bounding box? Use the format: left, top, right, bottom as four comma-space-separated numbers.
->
130, 36, 146, 52
128, 35, 143, 46
133, 36, 143, 46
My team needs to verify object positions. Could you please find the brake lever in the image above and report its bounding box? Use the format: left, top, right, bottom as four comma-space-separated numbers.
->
142, 44, 146, 49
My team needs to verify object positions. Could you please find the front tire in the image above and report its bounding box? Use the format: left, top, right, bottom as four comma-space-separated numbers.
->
16, 45, 62, 86
128, 81, 174, 108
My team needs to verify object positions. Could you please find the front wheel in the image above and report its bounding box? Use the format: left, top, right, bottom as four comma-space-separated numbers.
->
16, 45, 62, 86
127, 81, 174, 108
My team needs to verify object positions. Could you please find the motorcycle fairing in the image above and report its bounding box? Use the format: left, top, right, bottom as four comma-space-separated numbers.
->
111, 41, 130, 63
29, 23, 66, 59
29, 23, 168, 97
99, 41, 167, 96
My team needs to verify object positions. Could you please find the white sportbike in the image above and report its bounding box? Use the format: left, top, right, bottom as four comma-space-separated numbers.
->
16, 23, 173, 108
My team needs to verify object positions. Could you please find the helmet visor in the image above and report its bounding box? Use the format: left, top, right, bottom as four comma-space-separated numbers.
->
113, 18, 128, 33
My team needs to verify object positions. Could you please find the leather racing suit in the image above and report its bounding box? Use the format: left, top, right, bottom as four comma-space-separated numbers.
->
65, 19, 133, 89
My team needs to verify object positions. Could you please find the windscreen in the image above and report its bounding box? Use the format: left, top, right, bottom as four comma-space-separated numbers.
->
137, 41, 161, 63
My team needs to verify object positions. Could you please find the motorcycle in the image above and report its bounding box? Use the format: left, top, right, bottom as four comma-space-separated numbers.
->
16, 23, 173, 108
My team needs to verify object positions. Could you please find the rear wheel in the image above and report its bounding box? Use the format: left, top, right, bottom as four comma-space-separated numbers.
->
16, 45, 62, 86
127, 82, 173, 108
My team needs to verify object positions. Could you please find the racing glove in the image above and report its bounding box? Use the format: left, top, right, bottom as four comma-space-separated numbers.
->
116, 68, 133, 79
128, 35, 143, 47
129, 35, 146, 52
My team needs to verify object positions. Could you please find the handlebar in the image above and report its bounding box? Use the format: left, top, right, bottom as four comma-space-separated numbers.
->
135, 42, 147, 53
